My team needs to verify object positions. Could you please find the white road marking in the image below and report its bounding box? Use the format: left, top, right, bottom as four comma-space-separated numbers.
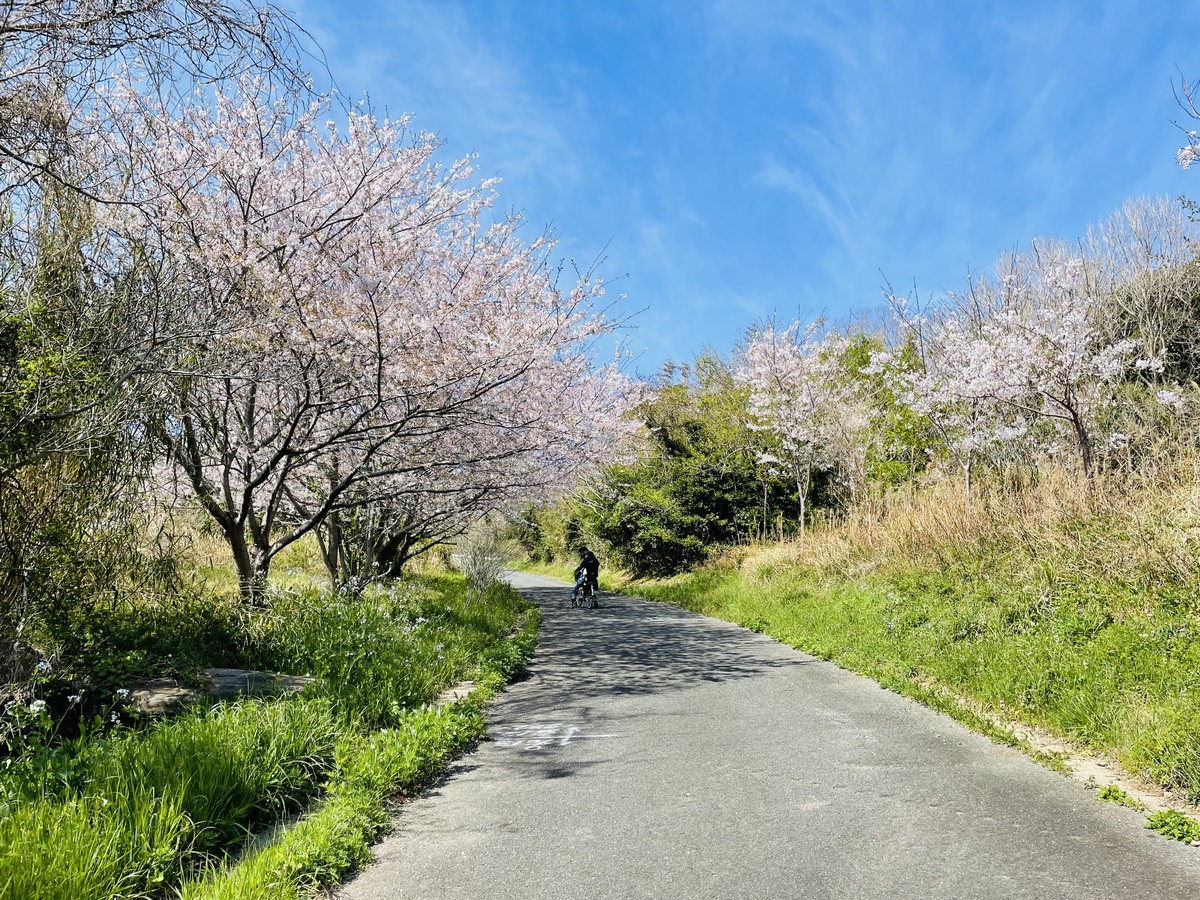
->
492, 722, 622, 751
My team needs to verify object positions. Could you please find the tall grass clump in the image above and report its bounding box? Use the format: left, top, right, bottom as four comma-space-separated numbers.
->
176, 704, 487, 900
243, 576, 528, 727
0, 696, 338, 899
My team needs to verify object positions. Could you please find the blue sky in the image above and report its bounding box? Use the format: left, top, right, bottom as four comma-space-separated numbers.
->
290, 0, 1200, 377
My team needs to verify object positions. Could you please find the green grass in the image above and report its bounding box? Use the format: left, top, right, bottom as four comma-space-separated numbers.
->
0, 696, 339, 899
1, 574, 540, 900
175, 705, 482, 900
239, 577, 482, 727
177, 605, 540, 900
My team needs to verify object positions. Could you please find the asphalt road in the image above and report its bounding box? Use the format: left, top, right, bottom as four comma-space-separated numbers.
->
338, 571, 1200, 899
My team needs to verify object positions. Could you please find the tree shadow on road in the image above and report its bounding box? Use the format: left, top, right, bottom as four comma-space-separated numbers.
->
496, 583, 814, 722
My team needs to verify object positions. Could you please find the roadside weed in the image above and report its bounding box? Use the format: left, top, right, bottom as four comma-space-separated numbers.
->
1146, 809, 1200, 843
1097, 784, 1145, 811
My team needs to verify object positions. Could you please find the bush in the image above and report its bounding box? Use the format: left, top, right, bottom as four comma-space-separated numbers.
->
241, 577, 529, 728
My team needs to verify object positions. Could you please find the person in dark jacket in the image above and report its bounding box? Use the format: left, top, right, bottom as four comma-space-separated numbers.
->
572, 546, 600, 601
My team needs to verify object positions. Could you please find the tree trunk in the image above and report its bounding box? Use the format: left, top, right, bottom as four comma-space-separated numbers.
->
791, 452, 811, 538
377, 530, 418, 578
225, 526, 269, 605
761, 479, 769, 543
1069, 408, 1094, 483
316, 512, 343, 591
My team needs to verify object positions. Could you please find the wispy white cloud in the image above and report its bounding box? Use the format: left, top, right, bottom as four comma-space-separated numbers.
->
290, 0, 1200, 369
752, 158, 855, 253
293, 0, 582, 194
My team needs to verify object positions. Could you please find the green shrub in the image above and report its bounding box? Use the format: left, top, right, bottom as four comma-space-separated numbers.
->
76, 593, 249, 685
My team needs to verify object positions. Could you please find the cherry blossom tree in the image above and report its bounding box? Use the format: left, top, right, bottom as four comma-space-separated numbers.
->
1, 0, 304, 200
740, 321, 854, 531
878, 198, 1200, 492
309, 344, 636, 591
0, 0, 310, 468
1176, 76, 1200, 172
878, 283, 1031, 495
104, 78, 632, 601
900, 244, 1137, 483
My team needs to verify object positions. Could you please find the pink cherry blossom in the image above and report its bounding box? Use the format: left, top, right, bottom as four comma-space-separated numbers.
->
99, 76, 635, 598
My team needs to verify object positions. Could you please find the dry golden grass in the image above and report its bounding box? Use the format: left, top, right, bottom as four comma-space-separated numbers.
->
735, 451, 1200, 600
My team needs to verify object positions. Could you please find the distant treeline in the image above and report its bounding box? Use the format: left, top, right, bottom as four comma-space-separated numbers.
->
518, 195, 1200, 578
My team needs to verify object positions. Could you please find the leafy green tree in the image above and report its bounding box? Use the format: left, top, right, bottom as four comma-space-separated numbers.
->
0, 183, 166, 684
841, 332, 932, 489
580, 351, 805, 578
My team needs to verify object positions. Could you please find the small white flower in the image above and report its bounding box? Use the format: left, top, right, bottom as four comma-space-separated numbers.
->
35, 661, 52, 675
67, 694, 81, 704
115, 688, 130, 700
110, 712, 120, 723
1157, 389, 1185, 410
28, 700, 47, 714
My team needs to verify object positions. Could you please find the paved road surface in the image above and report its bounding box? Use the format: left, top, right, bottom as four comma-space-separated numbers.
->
338, 571, 1200, 899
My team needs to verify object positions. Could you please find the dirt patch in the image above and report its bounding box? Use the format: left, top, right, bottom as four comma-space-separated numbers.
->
126, 668, 316, 715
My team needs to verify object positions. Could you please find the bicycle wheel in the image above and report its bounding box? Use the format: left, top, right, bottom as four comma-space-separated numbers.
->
587, 585, 597, 608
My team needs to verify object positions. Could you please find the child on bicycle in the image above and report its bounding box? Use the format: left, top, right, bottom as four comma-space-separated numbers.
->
572, 546, 600, 602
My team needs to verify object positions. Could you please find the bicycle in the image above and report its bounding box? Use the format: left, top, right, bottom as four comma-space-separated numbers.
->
571, 579, 598, 609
